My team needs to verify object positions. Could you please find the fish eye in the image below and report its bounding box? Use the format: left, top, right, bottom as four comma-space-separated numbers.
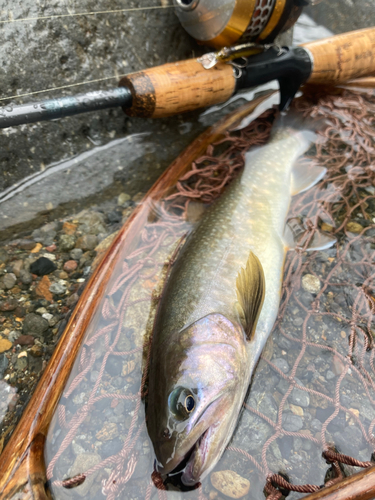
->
168, 387, 196, 420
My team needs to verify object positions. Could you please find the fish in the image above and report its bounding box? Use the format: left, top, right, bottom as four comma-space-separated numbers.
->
146, 116, 334, 487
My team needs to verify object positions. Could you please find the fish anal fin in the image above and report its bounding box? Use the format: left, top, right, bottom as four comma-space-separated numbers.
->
236, 251, 265, 341
291, 160, 326, 196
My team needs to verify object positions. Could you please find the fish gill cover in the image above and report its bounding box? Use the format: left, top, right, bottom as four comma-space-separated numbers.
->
45, 86, 375, 500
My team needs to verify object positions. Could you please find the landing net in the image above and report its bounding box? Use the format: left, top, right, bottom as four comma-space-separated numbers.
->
46, 86, 375, 500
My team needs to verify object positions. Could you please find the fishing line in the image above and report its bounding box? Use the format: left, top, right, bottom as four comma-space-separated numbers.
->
0, 4, 174, 24
0, 73, 133, 101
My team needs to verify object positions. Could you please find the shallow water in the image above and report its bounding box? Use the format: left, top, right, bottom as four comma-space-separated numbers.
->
0, 9, 375, 500
42, 90, 375, 500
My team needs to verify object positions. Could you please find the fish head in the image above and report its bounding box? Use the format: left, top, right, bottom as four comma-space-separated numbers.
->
147, 313, 248, 486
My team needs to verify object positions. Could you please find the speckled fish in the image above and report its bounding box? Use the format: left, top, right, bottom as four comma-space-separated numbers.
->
146, 117, 333, 486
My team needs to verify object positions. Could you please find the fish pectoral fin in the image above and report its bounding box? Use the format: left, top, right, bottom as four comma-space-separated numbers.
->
236, 251, 265, 341
283, 217, 336, 251
291, 160, 326, 196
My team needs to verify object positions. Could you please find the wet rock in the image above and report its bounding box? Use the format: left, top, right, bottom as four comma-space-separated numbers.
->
0, 339, 12, 353
63, 260, 78, 272
101, 438, 124, 459
71, 441, 86, 456
333, 426, 363, 456
19, 270, 33, 285
11, 260, 24, 277
107, 210, 122, 223
49, 282, 66, 295
290, 404, 304, 416
117, 193, 131, 206
96, 422, 119, 441
16, 352, 28, 370
70, 248, 83, 261
45, 244, 57, 252
346, 221, 363, 234
66, 293, 79, 307
311, 418, 322, 432
76, 210, 106, 235
0, 250, 10, 264
0, 298, 18, 312
211, 470, 250, 499
30, 243, 43, 254
14, 305, 26, 317
0, 354, 9, 377
69, 453, 101, 497
326, 370, 335, 380
2, 273, 17, 290
35, 276, 53, 302
316, 407, 335, 422
290, 380, 310, 408
232, 411, 272, 452
14, 335, 35, 346
282, 414, 303, 432
30, 257, 57, 276
273, 358, 289, 374
62, 222, 77, 235
302, 274, 321, 294
75, 235, 97, 251
321, 222, 334, 232
332, 355, 345, 375
18, 239, 37, 250
58, 234, 76, 252
122, 359, 136, 377
23, 313, 49, 337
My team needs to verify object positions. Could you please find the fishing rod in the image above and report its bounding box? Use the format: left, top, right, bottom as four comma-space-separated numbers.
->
1, 17, 375, 128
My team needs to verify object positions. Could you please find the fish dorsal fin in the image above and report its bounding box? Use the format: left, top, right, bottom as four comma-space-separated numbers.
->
291, 161, 326, 196
236, 251, 265, 341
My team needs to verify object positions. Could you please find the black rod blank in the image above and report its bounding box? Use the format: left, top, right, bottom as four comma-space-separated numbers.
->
0, 87, 132, 128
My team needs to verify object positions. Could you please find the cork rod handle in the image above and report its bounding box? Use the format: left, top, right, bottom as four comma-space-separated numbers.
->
303, 27, 375, 85
119, 59, 236, 119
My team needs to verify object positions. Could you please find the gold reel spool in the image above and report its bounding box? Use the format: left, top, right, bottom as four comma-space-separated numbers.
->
174, 0, 323, 48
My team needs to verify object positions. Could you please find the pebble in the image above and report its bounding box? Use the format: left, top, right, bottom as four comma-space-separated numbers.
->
346, 221, 363, 234
211, 470, 250, 499
0, 339, 13, 353
18, 239, 37, 250
35, 275, 53, 302
0, 250, 10, 264
326, 370, 335, 380
63, 260, 78, 272
45, 244, 57, 252
68, 453, 101, 497
101, 438, 124, 459
117, 192, 131, 206
2, 273, 17, 290
282, 413, 303, 432
70, 248, 83, 261
58, 234, 76, 252
16, 353, 28, 370
0, 298, 18, 312
49, 282, 67, 295
0, 354, 9, 377
23, 313, 49, 337
272, 358, 289, 374
290, 380, 310, 408
96, 422, 119, 441
14, 335, 35, 346
75, 234, 97, 251
62, 222, 77, 235
302, 274, 321, 294
11, 260, 24, 277
321, 222, 334, 232
30, 257, 57, 276
290, 404, 304, 416
36, 307, 48, 315
30, 243, 43, 253
19, 270, 33, 285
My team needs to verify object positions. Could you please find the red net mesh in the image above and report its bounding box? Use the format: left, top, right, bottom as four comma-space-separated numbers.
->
45, 86, 375, 500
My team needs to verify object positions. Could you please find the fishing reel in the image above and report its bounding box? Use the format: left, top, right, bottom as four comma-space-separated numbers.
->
174, 0, 324, 48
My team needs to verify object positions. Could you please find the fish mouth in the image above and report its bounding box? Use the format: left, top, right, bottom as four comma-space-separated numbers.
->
181, 426, 213, 486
